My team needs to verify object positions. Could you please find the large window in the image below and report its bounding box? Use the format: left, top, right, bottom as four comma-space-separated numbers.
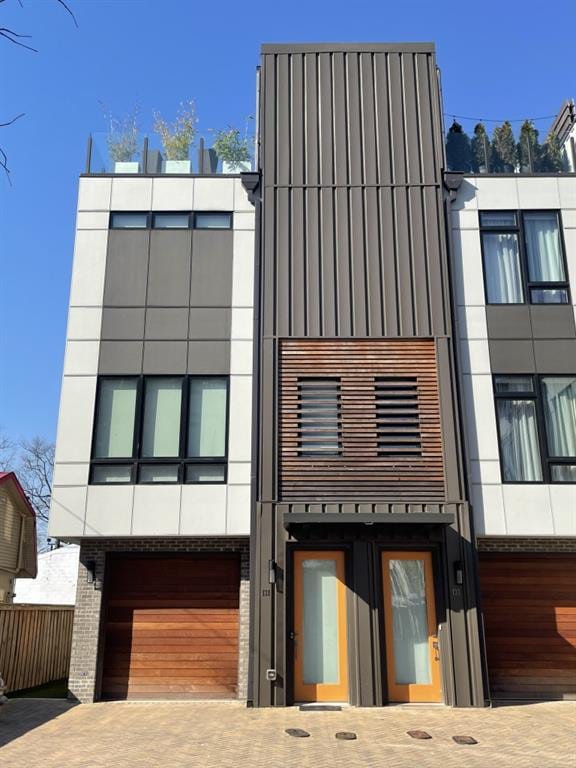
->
480, 211, 569, 305
494, 375, 576, 483
91, 376, 228, 484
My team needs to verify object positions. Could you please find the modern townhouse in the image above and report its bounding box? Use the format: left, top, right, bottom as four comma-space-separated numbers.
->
49, 40, 575, 709
249, 42, 485, 708
448, 119, 576, 700
48, 164, 256, 701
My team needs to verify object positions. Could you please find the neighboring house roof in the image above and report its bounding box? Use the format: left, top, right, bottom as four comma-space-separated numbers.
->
0, 471, 38, 579
15, 545, 79, 605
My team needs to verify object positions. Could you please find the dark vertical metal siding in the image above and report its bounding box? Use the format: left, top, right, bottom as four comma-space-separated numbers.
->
259, 47, 448, 339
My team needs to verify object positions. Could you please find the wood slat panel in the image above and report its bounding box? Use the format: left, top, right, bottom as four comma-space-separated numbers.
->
0, 605, 74, 693
100, 555, 240, 700
279, 339, 444, 500
479, 554, 576, 700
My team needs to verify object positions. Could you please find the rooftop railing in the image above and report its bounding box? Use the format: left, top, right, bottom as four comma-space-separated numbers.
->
85, 133, 253, 175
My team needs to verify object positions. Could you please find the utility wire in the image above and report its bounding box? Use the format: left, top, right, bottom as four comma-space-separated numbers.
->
444, 113, 556, 123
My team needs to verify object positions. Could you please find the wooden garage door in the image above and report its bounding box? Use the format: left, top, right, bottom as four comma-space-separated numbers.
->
479, 554, 576, 700
100, 555, 240, 700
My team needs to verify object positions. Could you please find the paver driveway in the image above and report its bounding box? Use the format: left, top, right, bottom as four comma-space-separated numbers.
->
0, 699, 574, 767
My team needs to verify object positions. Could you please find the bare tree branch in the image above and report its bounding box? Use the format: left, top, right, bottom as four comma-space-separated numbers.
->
0, 27, 38, 52
55, 0, 78, 28
17, 437, 55, 523
0, 431, 16, 470
0, 112, 24, 128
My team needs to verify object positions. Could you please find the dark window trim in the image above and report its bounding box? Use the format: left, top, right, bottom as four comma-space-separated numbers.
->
90, 374, 230, 485
493, 373, 576, 484
109, 211, 234, 230
479, 210, 571, 306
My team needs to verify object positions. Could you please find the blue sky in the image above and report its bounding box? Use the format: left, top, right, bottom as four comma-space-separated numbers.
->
1, 0, 574, 444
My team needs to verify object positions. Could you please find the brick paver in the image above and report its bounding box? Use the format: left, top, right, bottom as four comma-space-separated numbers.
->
0, 699, 574, 767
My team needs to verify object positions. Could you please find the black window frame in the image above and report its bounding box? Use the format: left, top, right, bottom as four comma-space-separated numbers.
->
479, 210, 571, 306
90, 374, 230, 485
493, 374, 576, 484
109, 211, 233, 230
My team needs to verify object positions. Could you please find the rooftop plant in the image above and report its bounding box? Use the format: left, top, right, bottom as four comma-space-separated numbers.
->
517, 120, 540, 171
446, 120, 473, 172
153, 100, 197, 160
212, 123, 252, 169
102, 107, 139, 163
471, 123, 491, 172
491, 121, 517, 171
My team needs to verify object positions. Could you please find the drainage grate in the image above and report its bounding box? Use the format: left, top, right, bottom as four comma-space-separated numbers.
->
299, 704, 342, 712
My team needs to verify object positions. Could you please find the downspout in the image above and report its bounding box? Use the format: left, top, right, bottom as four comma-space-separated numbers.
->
443, 171, 491, 707
243, 63, 263, 708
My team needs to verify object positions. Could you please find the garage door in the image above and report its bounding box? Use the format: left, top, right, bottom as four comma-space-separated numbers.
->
479, 554, 576, 700
100, 555, 240, 700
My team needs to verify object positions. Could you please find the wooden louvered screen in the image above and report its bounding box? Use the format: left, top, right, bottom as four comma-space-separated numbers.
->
375, 377, 422, 456
298, 379, 342, 456
280, 339, 444, 501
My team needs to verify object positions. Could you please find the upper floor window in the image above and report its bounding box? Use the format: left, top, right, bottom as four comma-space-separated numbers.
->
494, 374, 576, 483
110, 212, 148, 229
480, 211, 569, 305
91, 375, 228, 484
194, 212, 232, 229
109, 211, 233, 230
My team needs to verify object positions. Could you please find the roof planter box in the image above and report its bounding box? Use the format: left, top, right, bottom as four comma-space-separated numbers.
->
164, 159, 191, 173
114, 161, 140, 173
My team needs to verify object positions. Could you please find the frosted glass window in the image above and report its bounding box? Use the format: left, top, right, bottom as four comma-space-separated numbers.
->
139, 464, 179, 483
152, 213, 190, 229
494, 376, 534, 394
480, 212, 517, 227
302, 559, 339, 685
110, 213, 148, 228
194, 213, 232, 229
389, 559, 431, 685
551, 464, 576, 482
187, 378, 227, 457
542, 377, 576, 458
482, 232, 524, 303
91, 465, 132, 484
94, 378, 137, 458
185, 464, 226, 483
141, 378, 183, 458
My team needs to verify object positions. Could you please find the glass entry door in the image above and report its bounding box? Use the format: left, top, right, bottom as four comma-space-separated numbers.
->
381, 552, 441, 703
293, 551, 348, 702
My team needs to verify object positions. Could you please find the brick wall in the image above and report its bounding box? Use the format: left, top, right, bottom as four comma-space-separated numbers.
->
477, 537, 576, 553
68, 537, 249, 703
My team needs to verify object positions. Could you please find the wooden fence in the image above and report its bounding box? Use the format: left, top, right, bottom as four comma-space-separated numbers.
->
0, 605, 74, 693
